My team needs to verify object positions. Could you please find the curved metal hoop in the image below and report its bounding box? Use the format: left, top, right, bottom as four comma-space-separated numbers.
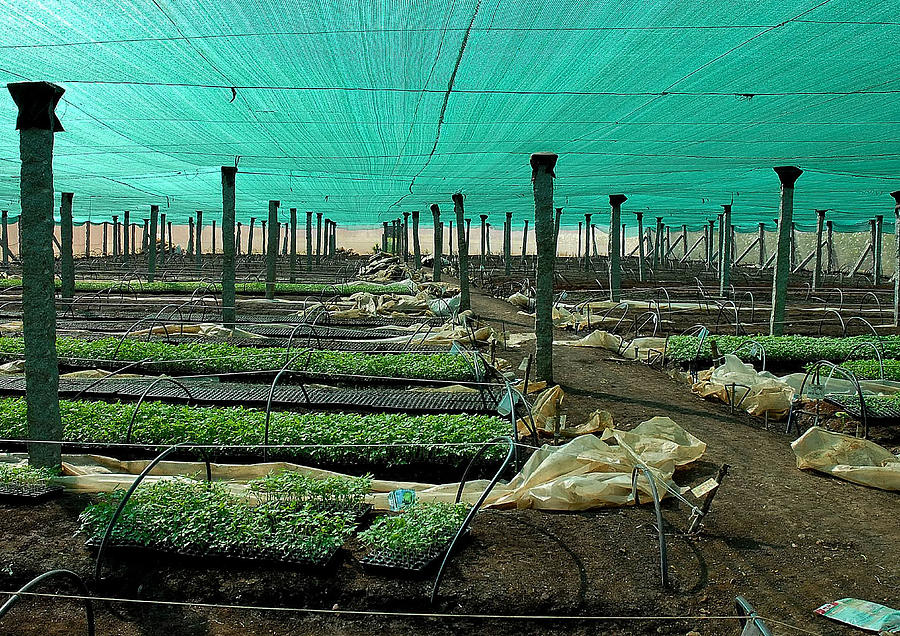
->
0, 569, 95, 636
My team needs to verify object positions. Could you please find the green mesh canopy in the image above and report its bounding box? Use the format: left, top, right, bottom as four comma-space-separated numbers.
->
0, 0, 898, 231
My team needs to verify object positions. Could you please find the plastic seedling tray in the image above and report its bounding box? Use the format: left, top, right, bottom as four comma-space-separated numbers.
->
85, 536, 342, 569
359, 530, 469, 573
0, 483, 64, 502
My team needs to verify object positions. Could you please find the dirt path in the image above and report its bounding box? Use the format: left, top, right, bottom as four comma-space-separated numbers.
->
0, 284, 896, 636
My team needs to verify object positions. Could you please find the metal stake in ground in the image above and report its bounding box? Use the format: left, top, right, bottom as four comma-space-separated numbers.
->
148, 205, 159, 282
59, 192, 74, 299
770, 166, 802, 336
266, 200, 279, 300
531, 152, 558, 383
609, 195, 626, 302
430, 204, 442, 283
221, 167, 237, 328
813, 209, 826, 291
453, 193, 471, 312
8, 80, 64, 469
892, 191, 900, 326
412, 210, 421, 269
289, 208, 297, 283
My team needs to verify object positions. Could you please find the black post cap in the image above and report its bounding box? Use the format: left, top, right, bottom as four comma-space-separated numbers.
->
7, 81, 65, 132
773, 166, 803, 187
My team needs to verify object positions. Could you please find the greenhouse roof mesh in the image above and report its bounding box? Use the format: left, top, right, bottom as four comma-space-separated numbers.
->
0, 0, 898, 230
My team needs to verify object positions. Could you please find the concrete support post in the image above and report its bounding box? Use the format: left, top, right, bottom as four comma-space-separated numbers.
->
381, 221, 388, 253
102, 222, 108, 257
122, 210, 130, 262
874, 214, 884, 285
112, 216, 119, 257
813, 209, 826, 291
531, 152, 558, 384
770, 166, 802, 336
412, 210, 421, 269
869, 219, 877, 278
486, 223, 492, 255
609, 195, 625, 302
466, 218, 472, 255
158, 213, 166, 265
480, 214, 488, 263
402, 212, 410, 262
249, 217, 257, 255
235, 222, 242, 256
322, 219, 329, 258
8, 81, 64, 469
584, 213, 593, 270
221, 167, 237, 329
448, 220, 453, 256
148, 205, 158, 282
758, 222, 766, 268
289, 208, 297, 283
577, 221, 582, 262
653, 216, 663, 269
266, 200, 279, 300
59, 193, 74, 299
331, 221, 337, 255
707, 219, 715, 268
453, 194, 470, 311
140, 220, 146, 255
636, 212, 645, 281
720, 204, 732, 295
430, 204, 442, 283
505, 211, 513, 276
682, 224, 688, 259
212, 220, 216, 255
305, 211, 313, 271
891, 192, 900, 326
621, 223, 626, 260
131, 223, 136, 256
315, 213, 322, 264
522, 220, 529, 263
195, 211, 203, 266
261, 220, 267, 257
167, 220, 172, 256
826, 221, 834, 273
554, 207, 562, 252
1, 210, 9, 267
790, 222, 797, 271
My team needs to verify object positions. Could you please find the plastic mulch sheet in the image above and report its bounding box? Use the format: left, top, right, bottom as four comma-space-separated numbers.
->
791, 426, 900, 491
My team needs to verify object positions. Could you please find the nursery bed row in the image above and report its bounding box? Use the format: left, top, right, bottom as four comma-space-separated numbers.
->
0, 337, 477, 380
0, 397, 509, 466
665, 334, 900, 366
0, 278, 417, 296
0, 376, 503, 413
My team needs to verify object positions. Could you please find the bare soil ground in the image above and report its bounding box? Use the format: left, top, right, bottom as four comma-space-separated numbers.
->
0, 283, 897, 636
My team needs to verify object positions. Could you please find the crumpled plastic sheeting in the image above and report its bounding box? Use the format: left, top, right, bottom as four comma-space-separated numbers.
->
791, 426, 900, 491
129, 323, 263, 340
555, 329, 667, 362
692, 355, 794, 419
47, 418, 706, 512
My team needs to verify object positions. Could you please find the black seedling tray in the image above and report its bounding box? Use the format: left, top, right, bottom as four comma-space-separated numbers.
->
359, 531, 468, 573
0, 483, 64, 502
85, 536, 341, 569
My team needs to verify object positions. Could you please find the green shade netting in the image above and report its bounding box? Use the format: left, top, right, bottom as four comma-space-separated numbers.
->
0, 0, 897, 231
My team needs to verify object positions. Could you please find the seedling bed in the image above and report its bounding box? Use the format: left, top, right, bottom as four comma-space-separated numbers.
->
0, 483, 64, 502
360, 532, 469, 573
826, 394, 900, 420
84, 536, 341, 569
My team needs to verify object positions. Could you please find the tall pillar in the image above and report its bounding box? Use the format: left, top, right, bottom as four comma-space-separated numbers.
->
221, 167, 236, 328
653, 216, 663, 268
790, 222, 797, 271
261, 220, 267, 257
531, 152, 558, 383
609, 195, 625, 302
8, 81, 64, 469
453, 194, 470, 311
60, 193, 74, 299
707, 219, 716, 268
211, 220, 216, 255
554, 207, 562, 251
140, 219, 147, 255
247, 217, 255, 254
122, 210, 130, 262
770, 166, 802, 336
720, 204, 732, 295
289, 208, 297, 283
411, 210, 421, 268
465, 218, 472, 255
315, 212, 322, 264
430, 204, 442, 283
505, 211, 513, 275
402, 211, 410, 262
266, 200, 279, 300
236, 222, 242, 256
584, 213, 592, 270
522, 220, 529, 262
480, 214, 488, 263
282, 222, 288, 255
1, 210, 9, 267
813, 209, 826, 291
486, 223, 492, 255
621, 223, 626, 259
159, 212, 166, 265
321, 219, 328, 258
112, 215, 119, 257
874, 214, 884, 285
102, 221, 108, 257
826, 220, 834, 273
148, 205, 158, 281
577, 221, 582, 262
448, 220, 454, 256
305, 211, 313, 270
167, 220, 172, 256
381, 221, 389, 253
636, 212, 645, 281
330, 220, 337, 255
891, 192, 900, 326
195, 210, 203, 266
758, 222, 766, 268
682, 224, 688, 259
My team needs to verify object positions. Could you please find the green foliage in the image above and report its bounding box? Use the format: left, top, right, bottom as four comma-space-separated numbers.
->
78, 477, 357, 563
0, 397, 507, 466
0, 278, 414, 296
358, 502, 471, 560
0, 336, 475, 380
838, 359, 900, 381
248, 471, 371, 514
0, 462, 56, 487
666, 334, 900, 365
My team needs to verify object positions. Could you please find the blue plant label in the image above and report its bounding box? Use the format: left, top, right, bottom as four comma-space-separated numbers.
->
388, 489, 416, 511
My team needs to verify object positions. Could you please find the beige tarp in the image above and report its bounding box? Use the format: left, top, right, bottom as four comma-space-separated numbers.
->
555, 329, 667, 362
692, 355, 794, 419
129, 323, 263, 339
32, 417, 706, 512
791, 426, 900, 491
